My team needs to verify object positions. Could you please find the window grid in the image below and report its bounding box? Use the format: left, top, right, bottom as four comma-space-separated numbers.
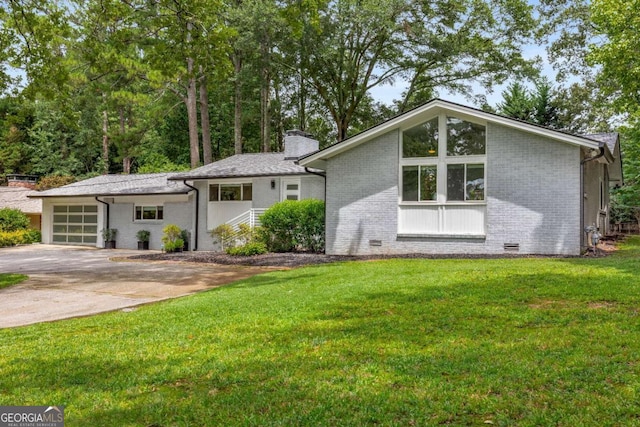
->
400, 113, 486, 204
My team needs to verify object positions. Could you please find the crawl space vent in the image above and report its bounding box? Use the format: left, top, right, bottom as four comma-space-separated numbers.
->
504, 243, 520, 251
369, 239, 382, 247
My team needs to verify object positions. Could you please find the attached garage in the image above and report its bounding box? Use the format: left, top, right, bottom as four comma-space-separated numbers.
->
29, 173, 194, 249
52, 205, 99, 245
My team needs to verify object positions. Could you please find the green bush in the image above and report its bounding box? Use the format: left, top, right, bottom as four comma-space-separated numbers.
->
226, 241, 268, 256
211, 223, 262, 251
162, 224, 184, 252
0, 229, 41, 247
0, 208, 30, 232
260, 199, 325, 252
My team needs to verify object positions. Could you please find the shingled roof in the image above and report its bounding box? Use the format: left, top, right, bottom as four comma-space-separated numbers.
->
0, 187, 41, 213
584, 132, 618, 153
29, 173, 192, 198
169, 152, 321, 180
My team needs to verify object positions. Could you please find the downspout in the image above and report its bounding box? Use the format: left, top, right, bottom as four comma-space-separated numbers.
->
95, 197, 110, 229
183, 180, 199, 251
305, 167, 327, 253
580, 147, 605, 251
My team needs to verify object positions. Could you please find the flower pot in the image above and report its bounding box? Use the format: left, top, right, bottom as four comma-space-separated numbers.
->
104, 240, 116, 249
138, 241, 149, 250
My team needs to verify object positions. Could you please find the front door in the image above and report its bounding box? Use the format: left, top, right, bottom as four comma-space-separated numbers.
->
281, 178, 301, 201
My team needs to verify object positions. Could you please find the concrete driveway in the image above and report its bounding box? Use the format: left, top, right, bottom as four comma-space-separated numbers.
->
0, 245, 278, 328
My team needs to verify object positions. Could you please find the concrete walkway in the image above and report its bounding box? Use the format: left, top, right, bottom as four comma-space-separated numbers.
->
0, 245, 278, 328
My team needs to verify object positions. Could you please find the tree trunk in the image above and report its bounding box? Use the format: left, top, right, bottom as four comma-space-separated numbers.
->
186, 22, 200, 168
119, 107, 131, 174
260, 41, 271, 152
233, 52, 243, 154
199, 69, 212, 164
102, 93, 109, 175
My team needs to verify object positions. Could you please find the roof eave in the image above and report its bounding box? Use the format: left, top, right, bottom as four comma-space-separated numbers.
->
168, 171, 315, 181
29, 190, 192, 198
298, 99, 601, 166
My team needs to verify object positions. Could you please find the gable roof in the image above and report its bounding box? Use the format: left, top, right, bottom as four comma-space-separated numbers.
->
584, 132, 623, 185
0, 187, 42, 213
298, 98, 603, 169
29, 173, 192, 198
169, 152, 321, 181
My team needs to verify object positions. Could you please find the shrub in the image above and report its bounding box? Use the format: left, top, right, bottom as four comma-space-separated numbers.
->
0, 208, 30, 232
162, 224, 183, 252
226, 241, 268, 256
101, 228, 117, 242
35, 175, 76, 191
260, 199, 325, 252
211, 223, 261, 251
136, 230, 150, 242
164, 238, 184, 253
0, 229, 41, 247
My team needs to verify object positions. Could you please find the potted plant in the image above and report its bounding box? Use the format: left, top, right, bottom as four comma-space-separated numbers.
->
101, 228, 117, 249
136, 230, 150, 250
161, 224, 184, 253
180, 229, 190, 252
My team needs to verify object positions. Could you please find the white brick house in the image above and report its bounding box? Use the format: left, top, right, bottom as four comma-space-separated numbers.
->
298, 99, 622, 256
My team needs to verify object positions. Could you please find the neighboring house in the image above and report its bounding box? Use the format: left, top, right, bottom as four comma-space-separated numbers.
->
30, 132, 324, 250
298, 99, 622, 256
0, 175, 42, 230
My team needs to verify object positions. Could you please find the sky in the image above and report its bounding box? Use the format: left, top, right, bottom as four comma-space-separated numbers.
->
368, 43, 564, 109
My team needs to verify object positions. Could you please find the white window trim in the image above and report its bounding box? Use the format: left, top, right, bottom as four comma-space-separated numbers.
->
134, 205, 164, 222
208, 180, 253, 202
399, 112, 487, 205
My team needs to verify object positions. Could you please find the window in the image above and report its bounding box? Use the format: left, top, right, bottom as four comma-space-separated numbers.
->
403, 117, 438, 157
402, 165, 437, 201
447, 163, 484, 201
135, 206, 164, 221
446, 116, 486, 156
401, 114, 486, 203
209, 183, 252, 201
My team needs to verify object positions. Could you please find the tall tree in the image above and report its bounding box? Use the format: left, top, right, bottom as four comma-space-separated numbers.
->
284, 0, 538, 141
589, 0, 640, 120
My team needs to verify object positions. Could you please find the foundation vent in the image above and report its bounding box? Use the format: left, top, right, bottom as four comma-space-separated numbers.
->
504, 243, 520, 251
369, 239, 382, 247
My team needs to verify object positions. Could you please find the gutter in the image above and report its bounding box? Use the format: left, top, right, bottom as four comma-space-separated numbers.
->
305, 167, 327, 254
95, 196, 110, 231
580, 147, 606, 250
182, 180, 199, 251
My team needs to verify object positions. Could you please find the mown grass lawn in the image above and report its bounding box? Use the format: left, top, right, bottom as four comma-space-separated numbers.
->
0, 273, 26, 289
2, 239, 640, 426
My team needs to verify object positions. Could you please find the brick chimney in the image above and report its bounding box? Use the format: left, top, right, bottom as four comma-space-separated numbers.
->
284, 130, 319, 160
7, 174, 38, 190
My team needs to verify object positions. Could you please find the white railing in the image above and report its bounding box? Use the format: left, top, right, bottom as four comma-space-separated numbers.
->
220, 208, 267, 248
225, 208, 267, 230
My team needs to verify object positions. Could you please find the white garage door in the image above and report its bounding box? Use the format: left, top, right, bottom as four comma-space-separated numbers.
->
52, 205, 99, 245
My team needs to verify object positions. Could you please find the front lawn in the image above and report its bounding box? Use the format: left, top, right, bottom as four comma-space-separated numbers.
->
0, 273, 27, 289
2, 239, 640, 426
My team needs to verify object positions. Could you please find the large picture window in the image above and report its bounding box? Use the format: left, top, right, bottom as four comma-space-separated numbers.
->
401, 114, 486, 203
209, 183, 252, 201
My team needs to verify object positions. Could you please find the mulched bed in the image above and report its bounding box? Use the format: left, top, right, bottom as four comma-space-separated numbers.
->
128, 250, 589, 268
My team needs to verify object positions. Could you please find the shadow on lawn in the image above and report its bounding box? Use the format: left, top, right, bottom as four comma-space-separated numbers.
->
9, 245, 640, 426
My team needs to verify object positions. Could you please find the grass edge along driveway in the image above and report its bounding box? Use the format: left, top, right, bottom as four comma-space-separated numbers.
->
2, 238, 640, 426
0, 273, 26, 289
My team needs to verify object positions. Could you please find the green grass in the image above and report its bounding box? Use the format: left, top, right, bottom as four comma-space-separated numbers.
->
2, 239, 640, 426
0, 273, 26, 289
